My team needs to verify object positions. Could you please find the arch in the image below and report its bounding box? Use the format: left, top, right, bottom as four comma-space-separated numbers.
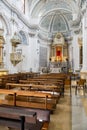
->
0, 12, 11, 35
30, 0, 77, 18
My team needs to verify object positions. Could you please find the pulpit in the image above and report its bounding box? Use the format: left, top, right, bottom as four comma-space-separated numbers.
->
10, 33, 23, 66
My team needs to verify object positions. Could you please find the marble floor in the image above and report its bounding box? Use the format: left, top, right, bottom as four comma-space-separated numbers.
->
0, 88, 87, 130
49, 88, 87, 130
48, 89, 72, 130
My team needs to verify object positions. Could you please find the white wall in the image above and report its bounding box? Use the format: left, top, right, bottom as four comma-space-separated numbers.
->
0, 1, 40, 73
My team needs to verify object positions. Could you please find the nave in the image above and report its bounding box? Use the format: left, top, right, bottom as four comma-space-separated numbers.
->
0, 88, 87, 130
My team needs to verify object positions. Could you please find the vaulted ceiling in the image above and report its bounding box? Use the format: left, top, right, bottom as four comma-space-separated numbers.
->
28, 0, 81, 39
8, 0, 83, 39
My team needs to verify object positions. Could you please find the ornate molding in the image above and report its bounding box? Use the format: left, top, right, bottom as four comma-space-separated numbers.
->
2, 0, 38, 31
29, 32, 36, 37
0, 12, 11, 35
38, 33, 52, 43
71, 14, 81, 28
65, 36, 73, 41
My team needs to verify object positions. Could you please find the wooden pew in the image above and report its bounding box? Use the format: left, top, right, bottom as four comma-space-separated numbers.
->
6, 83, 59, 92
6, 83, 31, 89
27, 73, 67, 97
19, 79, 64, 97
0, 89, 51, 130
16, 90, 56, 110
0, 106, 37, 130
6, 83, 60, 103
0, 105, 50, 130
0, 89, 56, 111
0, 72, 40, 88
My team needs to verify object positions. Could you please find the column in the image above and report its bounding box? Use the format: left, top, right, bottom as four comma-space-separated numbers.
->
81, 16, 87, 72
72, 32, 79, 71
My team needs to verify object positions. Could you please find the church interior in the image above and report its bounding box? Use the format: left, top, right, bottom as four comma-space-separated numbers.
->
0, 0, 87, 130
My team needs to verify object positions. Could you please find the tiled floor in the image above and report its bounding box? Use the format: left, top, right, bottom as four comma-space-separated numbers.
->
0, 88, 87, 130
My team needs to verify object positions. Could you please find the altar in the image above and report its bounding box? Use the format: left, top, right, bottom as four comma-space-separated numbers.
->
50, 67, 61, 73
49, 32, 69, 73
50, 32, 68, 62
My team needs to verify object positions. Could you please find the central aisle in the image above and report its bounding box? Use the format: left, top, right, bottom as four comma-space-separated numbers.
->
48, 89, 72, 130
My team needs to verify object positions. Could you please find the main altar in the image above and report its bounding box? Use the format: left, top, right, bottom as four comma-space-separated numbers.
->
49, 33, 68, 73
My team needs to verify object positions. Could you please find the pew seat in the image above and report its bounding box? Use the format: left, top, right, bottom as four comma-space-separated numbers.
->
0, 99, 56, 111
0, 89, 56, 111
0, 105, 50, 130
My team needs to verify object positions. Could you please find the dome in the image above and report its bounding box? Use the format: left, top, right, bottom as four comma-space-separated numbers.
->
39, 10, 72, 39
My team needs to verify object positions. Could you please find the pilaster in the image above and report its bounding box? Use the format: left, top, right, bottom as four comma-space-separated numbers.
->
80, 12, 87, 78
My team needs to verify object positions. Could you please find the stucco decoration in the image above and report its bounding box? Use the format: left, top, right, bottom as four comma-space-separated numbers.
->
53, 32, 64, 45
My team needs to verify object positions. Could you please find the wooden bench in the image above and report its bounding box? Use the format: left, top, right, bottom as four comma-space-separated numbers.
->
19, 79, 64, 97
0, 89, 56, 111
6, 83, 31, 89
6, 83, 60, 103
0, 72, 40, 88
6, 83, 59, 92
0, 106, 37, 130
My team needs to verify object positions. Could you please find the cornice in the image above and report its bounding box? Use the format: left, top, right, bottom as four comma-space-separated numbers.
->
2, 0, 38, 31
38, 33, 52, 43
